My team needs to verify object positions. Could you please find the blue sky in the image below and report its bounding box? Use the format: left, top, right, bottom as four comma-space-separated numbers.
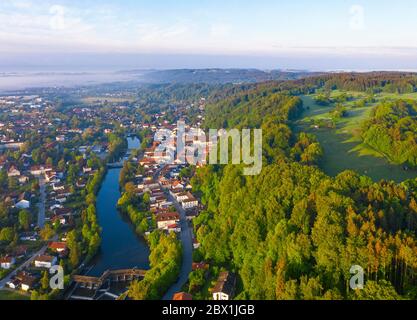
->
1, 0, 417, 70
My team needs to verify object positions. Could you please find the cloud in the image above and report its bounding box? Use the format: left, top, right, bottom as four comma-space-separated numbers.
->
12, 1, 33, 9
210, 23, 232, 39
349, 5, 365, 31
137, 22, 192, 46
49, 5, 67, 30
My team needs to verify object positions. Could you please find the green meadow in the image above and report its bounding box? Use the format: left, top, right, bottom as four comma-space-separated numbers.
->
294, 93, 417, 182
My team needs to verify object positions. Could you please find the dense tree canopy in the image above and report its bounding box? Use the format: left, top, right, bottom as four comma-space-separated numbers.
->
190, 80, 417, 300
362, 99, 417, 166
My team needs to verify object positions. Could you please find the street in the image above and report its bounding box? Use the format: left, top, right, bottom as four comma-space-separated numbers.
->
0, 235, 58, 289
162, 193, 194, 300
0, 244, 47, 289
37, 176, 46, 228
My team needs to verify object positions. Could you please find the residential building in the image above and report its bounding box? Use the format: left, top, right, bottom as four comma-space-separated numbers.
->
172, 292, 193, 300
0, 256, 16, 269
212, 272, 236, 301
34, 255, 57, 269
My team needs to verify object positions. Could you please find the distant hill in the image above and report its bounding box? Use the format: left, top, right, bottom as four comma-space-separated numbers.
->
132, 69, 316, 84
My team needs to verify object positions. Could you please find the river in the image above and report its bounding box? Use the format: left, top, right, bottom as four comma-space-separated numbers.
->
87, 137, 150, 277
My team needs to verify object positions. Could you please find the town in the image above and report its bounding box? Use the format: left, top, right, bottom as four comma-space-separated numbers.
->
0, 86, 236, 301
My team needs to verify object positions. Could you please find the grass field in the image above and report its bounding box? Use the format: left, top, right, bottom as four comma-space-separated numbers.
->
295, 93, 417, 182
0, 290, 30, 300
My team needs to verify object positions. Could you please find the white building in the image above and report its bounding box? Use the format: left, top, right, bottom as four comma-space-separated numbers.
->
7, 166, 21, 177
34, 255, 57, 269
212, 272, 236, 301
156, 213, 180, 230
181, 193, 199, 210
0, 256, 15, 269
16, 199, 30, 209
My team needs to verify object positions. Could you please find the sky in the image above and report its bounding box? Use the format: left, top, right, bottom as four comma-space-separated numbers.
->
1, 0, 417, 71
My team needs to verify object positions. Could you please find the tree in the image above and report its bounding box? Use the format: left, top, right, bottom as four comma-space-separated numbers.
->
67, 230, 81, 269
351, 281, 401, 300
0, 203, 9, 225
0, 227, 14, 243
41, 271, 50, 292
18, 210, 31, 231
40, 223, 54, 241
0, 169, 7, 188
188, 269, 205, 293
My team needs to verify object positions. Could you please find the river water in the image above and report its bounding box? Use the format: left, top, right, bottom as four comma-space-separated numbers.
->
87, 137, 150, 277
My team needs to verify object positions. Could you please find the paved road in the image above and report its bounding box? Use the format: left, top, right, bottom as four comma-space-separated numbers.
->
0, 245, 47, 289
162, 194, 193, 300
37, 177, 46, 228
0, 234, 58, 289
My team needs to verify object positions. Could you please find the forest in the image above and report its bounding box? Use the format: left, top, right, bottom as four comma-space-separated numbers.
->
190, 74, 417, 300
362, 99, 417, 167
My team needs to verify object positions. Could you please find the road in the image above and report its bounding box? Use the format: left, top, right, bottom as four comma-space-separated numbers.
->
37, 177, 46, 228
0, 233, 58, 289
0, 244, 47, 289
162, 194, 194, 300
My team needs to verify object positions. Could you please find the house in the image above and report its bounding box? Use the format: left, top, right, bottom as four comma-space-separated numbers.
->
52, 183, 65, 191
76, 178, 87, 188
48, 242, 67, 253
16, 192, 30, 209
30, 165, 52, 176
50, 204, 63, 211
192, 262, 209, 271
56, 135, 66, 142
156, 212, 180, 230
34, 255, 57, 269
20, 232, 38, 242
20, 274, 37, 291
193, 238, 201, 250
54, 195, 67, 204
212, 272, 236, 301
16, 199, 30, 209
167, 223, 181, 233
170, 190, 189, 202
7, 279, 21, 290
18, 175, 29, 184
45, 171, 59, 183
181, 193, 199, 210
171, 181, 184, 190
83, 167, 93, 174
53, 207, 73, 217
7, 165, 21, 177
51, 215, 68, 226
13, 245, 28, 258
172, 292, 193, 300
0, 256, 16, 269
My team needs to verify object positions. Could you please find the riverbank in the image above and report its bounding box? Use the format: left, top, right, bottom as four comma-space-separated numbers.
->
87, 167, 150, 277
87, 137, 150, 277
